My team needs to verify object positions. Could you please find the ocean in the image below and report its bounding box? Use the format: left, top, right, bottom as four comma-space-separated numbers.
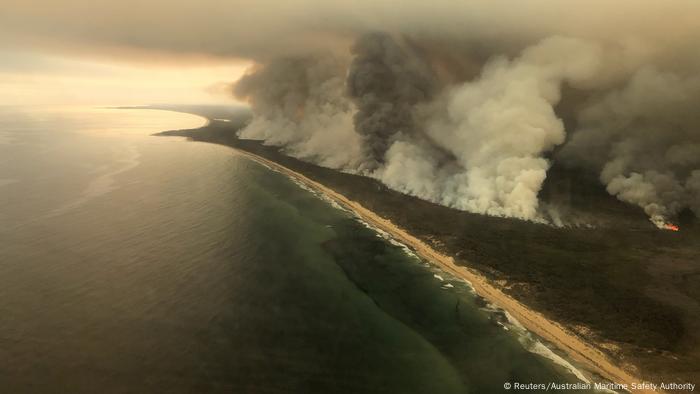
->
0, 106, 592, 393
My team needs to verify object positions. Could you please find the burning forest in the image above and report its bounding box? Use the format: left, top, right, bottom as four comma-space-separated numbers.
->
15, 0, 697, 228
222, 2, 700, 229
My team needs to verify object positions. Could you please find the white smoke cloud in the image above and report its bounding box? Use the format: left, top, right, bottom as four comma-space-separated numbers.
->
234, 34, 700, 226
97, 1, 692, 226
377, 37, 603, 220
234, 56, 366, 170
562, 67, 700, 226
4, 0, 700, 225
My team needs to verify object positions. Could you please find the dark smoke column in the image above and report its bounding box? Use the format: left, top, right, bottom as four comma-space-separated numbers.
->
346, 32, 436, 170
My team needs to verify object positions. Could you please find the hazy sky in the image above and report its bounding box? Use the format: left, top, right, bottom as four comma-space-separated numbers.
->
2, 0, 699, 106
0, 49, 249, 106
0, 1, 257, 106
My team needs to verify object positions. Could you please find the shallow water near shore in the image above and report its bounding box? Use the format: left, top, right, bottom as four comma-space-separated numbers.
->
0, 106, 591, 393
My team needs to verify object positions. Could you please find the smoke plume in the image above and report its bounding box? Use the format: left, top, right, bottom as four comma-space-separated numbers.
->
397, 37, 604, 220
561, 67, 700, 226
233, 56, 365, 169
23, 0, 696, 225
346, 32, 437, 169
232, 29, 700, 225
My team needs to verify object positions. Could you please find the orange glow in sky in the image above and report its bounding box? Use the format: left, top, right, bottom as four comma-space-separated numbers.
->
0, 50, 250, 106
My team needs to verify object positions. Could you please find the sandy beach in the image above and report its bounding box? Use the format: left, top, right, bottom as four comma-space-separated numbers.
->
229, 147, 659, 394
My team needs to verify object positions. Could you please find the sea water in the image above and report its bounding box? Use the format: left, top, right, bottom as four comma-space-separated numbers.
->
0, 106, 594, 393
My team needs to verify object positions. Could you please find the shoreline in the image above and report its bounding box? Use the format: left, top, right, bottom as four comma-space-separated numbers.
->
226, 145, 657, 394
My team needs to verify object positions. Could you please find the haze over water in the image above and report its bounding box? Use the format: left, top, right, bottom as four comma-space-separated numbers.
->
0, 107, 589, 393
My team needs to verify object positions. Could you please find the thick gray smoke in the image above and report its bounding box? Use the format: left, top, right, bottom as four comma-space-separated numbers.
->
377, 37, 604, 220
4, 1, 700, 225
233, 56, 365, 169
346, 32, 437, 169
215, 2, 700, 226
561, 67, 700, 226
232, 33, 700, 225
233, 36, 607, 221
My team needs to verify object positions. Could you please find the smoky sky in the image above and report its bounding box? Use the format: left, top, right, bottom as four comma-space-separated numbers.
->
6, 0, 700, 225
3, 1, 699, 63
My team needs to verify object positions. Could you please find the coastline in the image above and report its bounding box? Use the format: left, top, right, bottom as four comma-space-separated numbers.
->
227, 146, 656, 393
153, 109, 699, 392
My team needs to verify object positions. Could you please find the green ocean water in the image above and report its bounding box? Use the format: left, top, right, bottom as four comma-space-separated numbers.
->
0, 107, 592, 393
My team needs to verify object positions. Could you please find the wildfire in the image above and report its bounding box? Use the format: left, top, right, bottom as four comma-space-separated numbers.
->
663, 223, 680, 232
651, 216, 681, 231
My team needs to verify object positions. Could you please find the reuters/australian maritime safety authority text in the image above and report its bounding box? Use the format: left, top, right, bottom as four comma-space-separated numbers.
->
502, 381, 695, 391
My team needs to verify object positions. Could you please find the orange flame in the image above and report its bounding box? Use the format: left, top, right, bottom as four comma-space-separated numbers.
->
663, 223, 680, 231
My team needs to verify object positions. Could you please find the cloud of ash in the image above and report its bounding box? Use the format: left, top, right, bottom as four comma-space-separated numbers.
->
233, 56, 365, 169
8, 0, 699, 224
378, 37, 604, 220
236, 36, 613, 221
233, 28, 700, 224
346, 32, 438, 170
560, 67, 700, 226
